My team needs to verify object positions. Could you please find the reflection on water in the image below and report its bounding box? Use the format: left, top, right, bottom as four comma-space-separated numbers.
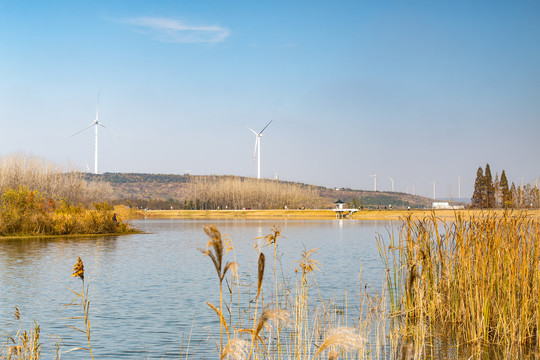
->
0, 219, 392, 359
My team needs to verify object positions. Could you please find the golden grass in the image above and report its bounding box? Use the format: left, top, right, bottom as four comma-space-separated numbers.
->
139, 208, 540, 221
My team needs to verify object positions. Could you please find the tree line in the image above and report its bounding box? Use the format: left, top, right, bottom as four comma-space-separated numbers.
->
471, 163, 539, 208
0, 153, 111, 205
187, 176, 326, 210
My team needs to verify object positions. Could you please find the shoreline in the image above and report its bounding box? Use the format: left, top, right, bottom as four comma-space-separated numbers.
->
138, 209, 540, 221
0, 230, 142, 240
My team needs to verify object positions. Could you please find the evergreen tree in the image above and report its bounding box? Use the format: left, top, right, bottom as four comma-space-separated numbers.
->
471, 167, 485, 208
500, 170, 511, 208
484, 163, 495, 208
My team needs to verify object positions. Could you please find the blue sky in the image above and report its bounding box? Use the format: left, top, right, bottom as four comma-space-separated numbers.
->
1, 0, 539, 198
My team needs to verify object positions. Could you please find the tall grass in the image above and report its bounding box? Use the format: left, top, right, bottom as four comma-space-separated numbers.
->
378, 211, 540, 353
0, 308, 42, 360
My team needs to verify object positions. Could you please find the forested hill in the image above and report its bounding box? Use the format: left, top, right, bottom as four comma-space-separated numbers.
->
83, 173, 433, 210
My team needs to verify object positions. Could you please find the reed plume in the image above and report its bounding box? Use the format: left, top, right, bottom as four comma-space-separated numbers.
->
64, 257, 94, 360
72, 257, 84, 280
246, 307, 290, 359
257, 252, 265, 299
222, 338, 249, 360
200, 225, 238, 357
312, 327, 365, 359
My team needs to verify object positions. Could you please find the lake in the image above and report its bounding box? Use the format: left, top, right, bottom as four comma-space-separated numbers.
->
0, 219, 395, 359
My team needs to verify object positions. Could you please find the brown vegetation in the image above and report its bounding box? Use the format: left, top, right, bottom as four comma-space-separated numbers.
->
0, 186, 134, 236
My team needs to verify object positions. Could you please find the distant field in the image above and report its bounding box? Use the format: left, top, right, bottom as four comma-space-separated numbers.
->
138, 209, 540, 221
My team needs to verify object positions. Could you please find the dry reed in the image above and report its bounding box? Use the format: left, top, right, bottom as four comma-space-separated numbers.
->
379, 211, 540, 354
63, 257, 94, 360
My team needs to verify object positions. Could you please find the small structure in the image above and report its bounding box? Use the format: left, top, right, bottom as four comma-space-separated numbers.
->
432, 202, 465, 210
333, 199, 358, 219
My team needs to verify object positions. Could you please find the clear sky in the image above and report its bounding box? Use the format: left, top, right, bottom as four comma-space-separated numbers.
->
1, 0, 539, 199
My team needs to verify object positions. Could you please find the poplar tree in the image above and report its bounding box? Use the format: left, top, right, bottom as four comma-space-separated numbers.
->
510, 182, 517, 208
493, 172, 500, 207
484, 163, 495, 208
471, 167, 485, 208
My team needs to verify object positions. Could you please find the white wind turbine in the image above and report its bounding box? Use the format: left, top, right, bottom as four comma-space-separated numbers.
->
432, 180, 437, 199
248, 120, 273, 179
369, 174, 377, 191
71, 92, 120, 174
388, 176, 395, 192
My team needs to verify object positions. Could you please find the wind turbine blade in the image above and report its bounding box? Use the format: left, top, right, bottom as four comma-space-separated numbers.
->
252, 137, 258, 161
71, 123, 95, 137
95, 90, 101, 119
99, 123, 122, 139
258, 120, 273, 134
247, 126, 258, 136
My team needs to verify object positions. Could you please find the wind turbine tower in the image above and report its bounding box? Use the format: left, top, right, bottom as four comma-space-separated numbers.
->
388, 176, 395, 192
432, 180, 436, 200
458, 177, 462, 198
369, 174, 377, 191
71, 92, 119, 174
248, 120, 273, 179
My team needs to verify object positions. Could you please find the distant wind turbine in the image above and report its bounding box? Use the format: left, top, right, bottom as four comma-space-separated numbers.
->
369, 174, 377, 191
71, 92, 120, 174
388, 176, 395, 192
432, 180, 436, 200
457, 176, 462, 198
248, 120, 273, 179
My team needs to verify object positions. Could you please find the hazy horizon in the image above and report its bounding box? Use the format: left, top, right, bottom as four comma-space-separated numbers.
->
1, 1, 539, 198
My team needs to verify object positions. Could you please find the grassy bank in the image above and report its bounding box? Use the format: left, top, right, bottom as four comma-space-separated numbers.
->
139, 208, 540, 221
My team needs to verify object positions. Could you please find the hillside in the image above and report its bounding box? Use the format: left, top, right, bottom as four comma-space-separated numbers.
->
83, 173, 434, 210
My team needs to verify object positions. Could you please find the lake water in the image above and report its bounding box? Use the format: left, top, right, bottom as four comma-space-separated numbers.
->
0, 219, 396, 359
